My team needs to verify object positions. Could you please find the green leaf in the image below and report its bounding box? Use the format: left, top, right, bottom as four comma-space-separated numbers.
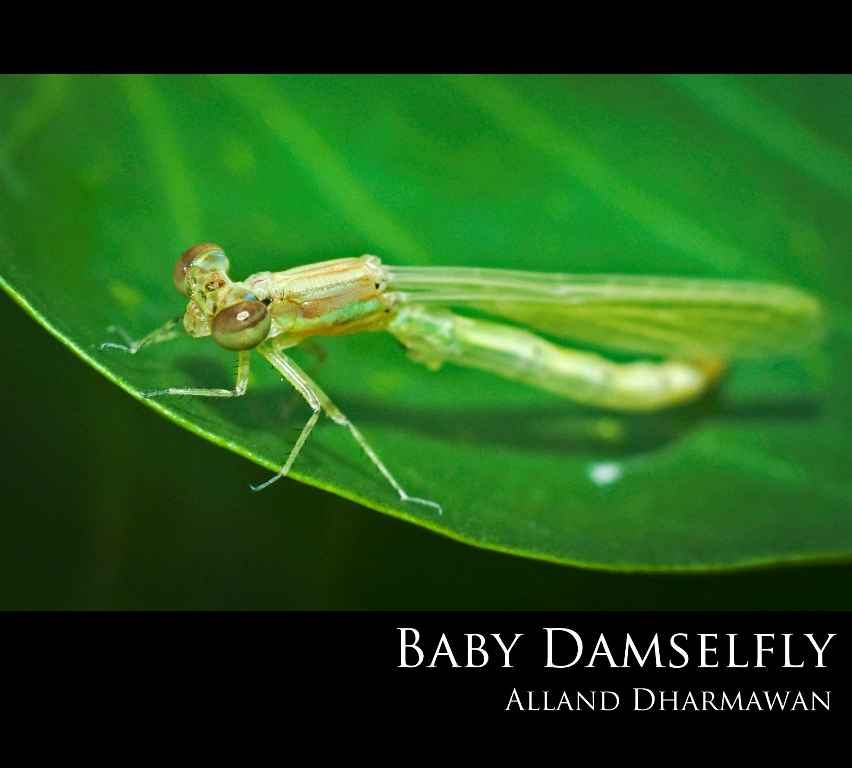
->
2, 74, 851, 570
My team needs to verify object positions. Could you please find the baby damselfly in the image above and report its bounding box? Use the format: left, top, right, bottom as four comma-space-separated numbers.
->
101, 244, 825, 514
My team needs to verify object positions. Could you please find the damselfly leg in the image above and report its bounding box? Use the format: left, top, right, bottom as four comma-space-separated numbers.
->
99, 316, 184, 355
256, 336, 442, 513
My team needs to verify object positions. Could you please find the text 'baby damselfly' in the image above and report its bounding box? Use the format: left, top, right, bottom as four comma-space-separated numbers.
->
101, 244, 825, 514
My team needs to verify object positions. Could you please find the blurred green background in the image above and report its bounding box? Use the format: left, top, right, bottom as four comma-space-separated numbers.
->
1, 75, 851, 608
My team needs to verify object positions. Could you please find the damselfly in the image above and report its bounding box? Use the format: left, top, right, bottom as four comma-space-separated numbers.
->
101, 244, 825, 514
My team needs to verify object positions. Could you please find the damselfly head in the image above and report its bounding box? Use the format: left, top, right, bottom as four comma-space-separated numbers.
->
211, 300, 271, 350
173, 243, 230, 297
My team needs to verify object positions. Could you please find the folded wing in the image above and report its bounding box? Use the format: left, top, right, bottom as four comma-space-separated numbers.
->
384, 266, 825, 359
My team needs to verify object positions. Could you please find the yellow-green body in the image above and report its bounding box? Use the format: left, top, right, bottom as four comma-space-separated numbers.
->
103, 243, 825, 511
188, 253, 822, 413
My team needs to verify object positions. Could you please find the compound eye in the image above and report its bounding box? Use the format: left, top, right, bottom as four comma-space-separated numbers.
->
211, 300, 271, 351
173, 243, 229, 296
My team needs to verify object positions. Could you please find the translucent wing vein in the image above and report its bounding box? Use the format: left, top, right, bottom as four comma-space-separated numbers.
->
385, 266, 825, 358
